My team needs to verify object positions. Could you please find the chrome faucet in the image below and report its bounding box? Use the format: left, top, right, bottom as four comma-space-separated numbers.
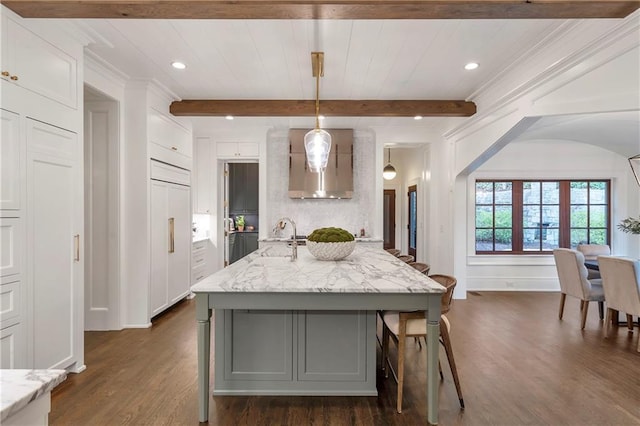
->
274, 217, 297, 261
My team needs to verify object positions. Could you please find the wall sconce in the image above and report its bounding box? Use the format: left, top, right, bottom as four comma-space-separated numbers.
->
383, 148, 397, 180
630, 155, 640, 186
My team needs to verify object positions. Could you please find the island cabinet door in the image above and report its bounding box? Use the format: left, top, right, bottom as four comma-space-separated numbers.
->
297, 310, 369, 382
223, 310, 293, 381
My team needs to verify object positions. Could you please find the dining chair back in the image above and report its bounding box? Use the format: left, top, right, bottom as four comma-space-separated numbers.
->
577, 244, 611, 279
408, 262, 430, 275
381, 274, 463, 413
397, 255, 414, 263
553, 248, 605, 329
598, 256, 640, 352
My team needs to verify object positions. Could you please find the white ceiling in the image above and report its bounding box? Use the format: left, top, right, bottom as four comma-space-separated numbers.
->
78, 18, 638, 152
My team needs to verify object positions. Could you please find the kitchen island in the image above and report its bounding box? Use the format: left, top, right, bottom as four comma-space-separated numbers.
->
192, 245, 445, 424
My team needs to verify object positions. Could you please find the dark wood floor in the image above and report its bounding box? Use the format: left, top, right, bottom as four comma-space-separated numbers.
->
50, 292, 640, 426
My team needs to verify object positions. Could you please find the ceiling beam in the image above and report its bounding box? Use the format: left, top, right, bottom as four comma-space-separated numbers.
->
169, 100, 477, 117
2, 0, 638, 19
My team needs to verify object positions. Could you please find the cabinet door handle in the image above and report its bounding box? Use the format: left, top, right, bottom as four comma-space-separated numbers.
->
10, 75, 18, 81
171, 146, 177, 151
1, 71, 9, 77
169, 218, 175, 253
74, 234, 80, 262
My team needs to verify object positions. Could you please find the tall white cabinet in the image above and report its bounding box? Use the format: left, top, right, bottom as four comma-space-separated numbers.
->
1, 6, 84, 371
122, 82, 193, 326
150, 162, 191, 317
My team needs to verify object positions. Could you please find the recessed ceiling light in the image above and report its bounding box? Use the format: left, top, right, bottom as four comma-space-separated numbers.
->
225, 115, 234, 120
464, 62, 479, 70
171, 61, 186, 70
414, 115, 423, 120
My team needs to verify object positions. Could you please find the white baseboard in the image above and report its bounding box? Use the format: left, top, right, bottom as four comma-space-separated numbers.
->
467, 277, 560, 292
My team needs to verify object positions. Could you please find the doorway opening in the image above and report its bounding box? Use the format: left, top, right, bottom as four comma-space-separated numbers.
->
383, 189, 396, 250
223, 161, 259, 266
83, 85, 121, 331
408, 185, 417, 258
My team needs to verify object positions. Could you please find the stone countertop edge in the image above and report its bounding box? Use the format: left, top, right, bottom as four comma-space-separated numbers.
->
191, 245, 444, 294
260, 237, 383, 242
0, 369, 67, 421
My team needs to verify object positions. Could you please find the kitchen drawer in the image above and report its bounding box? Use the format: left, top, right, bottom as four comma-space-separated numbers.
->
0, 218, 21, 278
0, 279, 20, 325
192, 264, 207, 284
192, 252, 206, 268
192, 240, 207, 254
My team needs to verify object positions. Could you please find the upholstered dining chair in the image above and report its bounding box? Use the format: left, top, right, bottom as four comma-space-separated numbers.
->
397, 255, 414, 263
577, 244, 611, 280
553, 248, 605, 329
408, 262, 430, 275
381, 274, 464, 413
385, 248, 401, 257
598, 256, 640, 352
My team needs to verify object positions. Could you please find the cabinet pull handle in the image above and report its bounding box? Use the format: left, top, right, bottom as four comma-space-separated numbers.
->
171, 146, 177, 151
169, 218, 175, 253
10, 75, 18, 81
74, 234, 80, 262
1, 71, 9, 77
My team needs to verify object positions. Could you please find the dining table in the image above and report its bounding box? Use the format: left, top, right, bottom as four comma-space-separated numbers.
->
584, 259, 599, 271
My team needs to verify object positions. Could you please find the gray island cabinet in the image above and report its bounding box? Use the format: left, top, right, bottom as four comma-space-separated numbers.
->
191, 245, 445, 424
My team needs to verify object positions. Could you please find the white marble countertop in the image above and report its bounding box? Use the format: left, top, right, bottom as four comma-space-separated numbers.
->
259, 237, 383, 243
191, 245, 444, 294
0, 369, 67, 421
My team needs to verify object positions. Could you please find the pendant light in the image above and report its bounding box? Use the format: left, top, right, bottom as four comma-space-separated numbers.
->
304, 52, 331, 173
383, 148, 397, 180
630, 154, 640, 186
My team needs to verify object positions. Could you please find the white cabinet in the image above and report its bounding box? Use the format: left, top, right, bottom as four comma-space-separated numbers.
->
27, 119, 82, 370
192, 240, 207, 284
0, 322, 24, 369
0, 8, 83, 371
216, 142, 259, 159
1, 14, 78, 109
1, 109, 21, 210
150, 162, 191, 317
193, 138, 214, 214
148, 107, 192, 170
0, 218, 21, 278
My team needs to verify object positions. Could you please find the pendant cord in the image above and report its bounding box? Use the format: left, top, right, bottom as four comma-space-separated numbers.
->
315, 68, 320, 130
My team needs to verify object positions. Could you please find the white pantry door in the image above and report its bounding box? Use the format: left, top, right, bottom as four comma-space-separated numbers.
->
26, 119, 82, 370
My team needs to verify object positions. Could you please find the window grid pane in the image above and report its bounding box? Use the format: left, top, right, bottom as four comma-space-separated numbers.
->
475, 181, 513, 252
475, 179, 609, 254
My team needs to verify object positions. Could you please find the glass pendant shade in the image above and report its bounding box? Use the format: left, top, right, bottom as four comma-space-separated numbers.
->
383, 148, 396, 180
304, 128, 332, 173
630, 154, 640, 186
383, 164, 397, 180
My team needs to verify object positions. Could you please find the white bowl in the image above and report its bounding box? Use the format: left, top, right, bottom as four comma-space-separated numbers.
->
306, 240, 356, 261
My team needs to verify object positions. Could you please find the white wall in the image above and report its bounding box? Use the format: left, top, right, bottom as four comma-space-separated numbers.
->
463, 140, 635, 292
265, 129, 378, 237
383, 146, 430, 262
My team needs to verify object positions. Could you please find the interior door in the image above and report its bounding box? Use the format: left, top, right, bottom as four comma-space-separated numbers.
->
408, 185, 417, 258
223, 162, 230, 267
383, 189, 396, 250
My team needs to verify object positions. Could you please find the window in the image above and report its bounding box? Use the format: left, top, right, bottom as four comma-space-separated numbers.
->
475, 180, 610, 254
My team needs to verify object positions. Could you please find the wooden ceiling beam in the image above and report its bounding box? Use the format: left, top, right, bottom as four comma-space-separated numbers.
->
169, 99, 477, 117
2, 0, 638, 19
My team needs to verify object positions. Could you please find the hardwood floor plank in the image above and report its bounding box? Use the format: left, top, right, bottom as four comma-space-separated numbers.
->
50, 292, 640, 425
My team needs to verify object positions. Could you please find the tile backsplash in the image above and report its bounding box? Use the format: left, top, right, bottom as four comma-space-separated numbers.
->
266, 128, 376, 237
